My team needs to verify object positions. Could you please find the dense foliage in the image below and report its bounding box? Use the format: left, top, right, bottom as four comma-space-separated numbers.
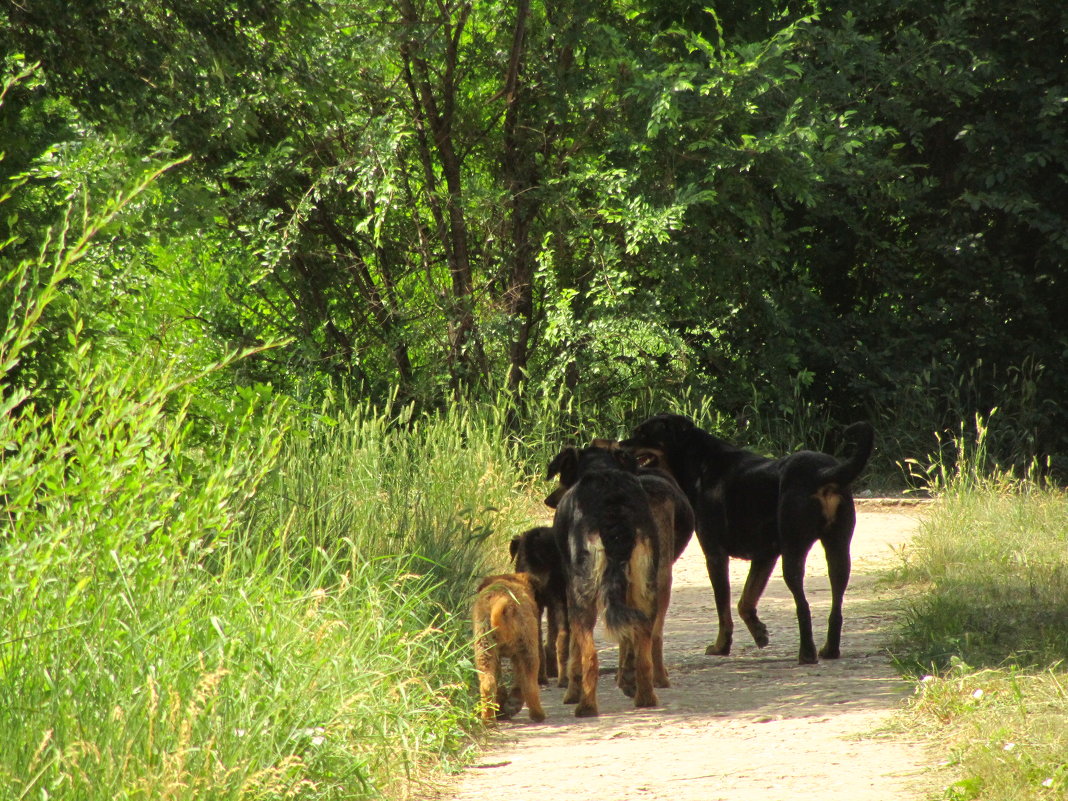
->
4, 0, 1066, 474
0, 134, 539, 798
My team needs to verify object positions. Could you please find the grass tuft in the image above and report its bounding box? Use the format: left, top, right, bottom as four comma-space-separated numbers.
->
887, 421, 1068, 800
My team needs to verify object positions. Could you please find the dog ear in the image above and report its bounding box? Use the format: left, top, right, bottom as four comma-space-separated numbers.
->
543, 485, 566, 509
612, 448, 639, 472
509, 535, 520, 560
546, 447, 578, 483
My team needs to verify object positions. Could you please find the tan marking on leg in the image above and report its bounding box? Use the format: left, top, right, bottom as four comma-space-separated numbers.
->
625, 537, 657, 618
573, 626, 600, 717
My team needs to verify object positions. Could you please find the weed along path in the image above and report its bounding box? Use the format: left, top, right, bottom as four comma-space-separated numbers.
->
445, 501, 940, 801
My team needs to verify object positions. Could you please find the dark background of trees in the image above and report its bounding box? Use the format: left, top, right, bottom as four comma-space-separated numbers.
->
3, 0, 1066, 478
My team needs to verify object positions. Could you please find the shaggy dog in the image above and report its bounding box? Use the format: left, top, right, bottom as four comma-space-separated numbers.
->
547, 445, 660, 716
472, 572, 546, 722
623, 415, 874, 664
545, 440, 693, 691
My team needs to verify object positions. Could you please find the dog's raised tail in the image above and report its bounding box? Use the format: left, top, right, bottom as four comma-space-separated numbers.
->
818, 422, 875, 486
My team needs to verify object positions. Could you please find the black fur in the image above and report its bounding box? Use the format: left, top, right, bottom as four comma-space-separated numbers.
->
623, 414, 874, 665
509, 526, 568, 684
547, 445, 660, 715
545, 439, 695, 691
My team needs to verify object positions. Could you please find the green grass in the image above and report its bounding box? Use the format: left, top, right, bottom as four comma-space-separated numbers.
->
887, 419, 1068, 800
0, 378, 533, 800
0, 367, 538, 801
0, 163, 535, 800
904, 663, 1068, 800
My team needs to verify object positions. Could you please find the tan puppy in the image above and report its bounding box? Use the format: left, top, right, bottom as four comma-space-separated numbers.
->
472, 572, 546, 722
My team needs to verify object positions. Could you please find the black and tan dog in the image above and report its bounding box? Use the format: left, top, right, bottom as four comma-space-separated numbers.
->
545, 440, 693, 692
509, 526, 568, 685
622, 414, 874, 665
547, 445, 660, 716
472, 572, 546, 722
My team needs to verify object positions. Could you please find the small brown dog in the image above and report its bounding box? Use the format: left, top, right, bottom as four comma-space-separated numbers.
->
472, 572, 546, 722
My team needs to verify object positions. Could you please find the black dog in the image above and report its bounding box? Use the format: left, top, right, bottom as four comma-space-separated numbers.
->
509, 526, 568, 685
547, 445, 660, 716
622, 414, 874, 665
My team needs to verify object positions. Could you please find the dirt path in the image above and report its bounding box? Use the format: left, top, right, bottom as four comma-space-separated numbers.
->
446, 502, 939, 801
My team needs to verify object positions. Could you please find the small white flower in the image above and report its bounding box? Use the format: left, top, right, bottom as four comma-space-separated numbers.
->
234, 728, 247, 738
1003, 742, 1015, 752
291, 726, 326, 746
921, 675, 935, 683
1042, 778, 1054, 788
971, 688, 984, 699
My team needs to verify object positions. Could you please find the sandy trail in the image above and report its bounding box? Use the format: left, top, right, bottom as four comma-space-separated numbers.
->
445, 502, 940, 801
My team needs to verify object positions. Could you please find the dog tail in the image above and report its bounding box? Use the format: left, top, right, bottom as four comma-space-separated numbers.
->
818, 422, 875, 486
604, 575, 648, 634
602, 533, 654, 637
485, 593, 522, 645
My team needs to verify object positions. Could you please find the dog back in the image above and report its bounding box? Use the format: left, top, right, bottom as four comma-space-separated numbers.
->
555, 467, 658, 634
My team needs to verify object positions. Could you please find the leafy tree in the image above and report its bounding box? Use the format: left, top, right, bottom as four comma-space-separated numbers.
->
3, 0, 1066, 472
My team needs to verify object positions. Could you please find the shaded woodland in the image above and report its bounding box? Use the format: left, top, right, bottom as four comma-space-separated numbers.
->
3, 0, 1066, 472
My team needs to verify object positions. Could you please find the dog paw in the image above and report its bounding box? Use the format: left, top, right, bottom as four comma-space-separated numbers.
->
634, 690, 658, 708
818, 646, 841, 659
528, 709, 546, 723
797, 652, 819, 665
705, 642, 731, 656
574, 703, 599, 717
562, 688, 581, 704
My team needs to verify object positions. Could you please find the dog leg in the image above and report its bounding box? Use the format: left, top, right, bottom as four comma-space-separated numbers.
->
554, 616, 570, 688
652, 580, 671, 686
475, 641, 501, 721
515, 650, 546, 722
632, 624, 658, 708
617, 637, 636, 697
704, 549, 734, 655
781, 546, 818, 664
536, 610, 548, 685
501, 684, 524, 719
572, 625, 600, 717
738, 553, 777, 649
562, 627, 582, 703
544, 604, 560, 679
819, 534, 852, 659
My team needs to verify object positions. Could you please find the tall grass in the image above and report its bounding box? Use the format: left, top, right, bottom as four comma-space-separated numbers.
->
887, 415, 1068, 799
247, 396, 532, 601
892, 414, 1067, 670
0, 147, 533, 799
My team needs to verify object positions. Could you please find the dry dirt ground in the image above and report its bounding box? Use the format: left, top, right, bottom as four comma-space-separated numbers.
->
445, 501, 943, 801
